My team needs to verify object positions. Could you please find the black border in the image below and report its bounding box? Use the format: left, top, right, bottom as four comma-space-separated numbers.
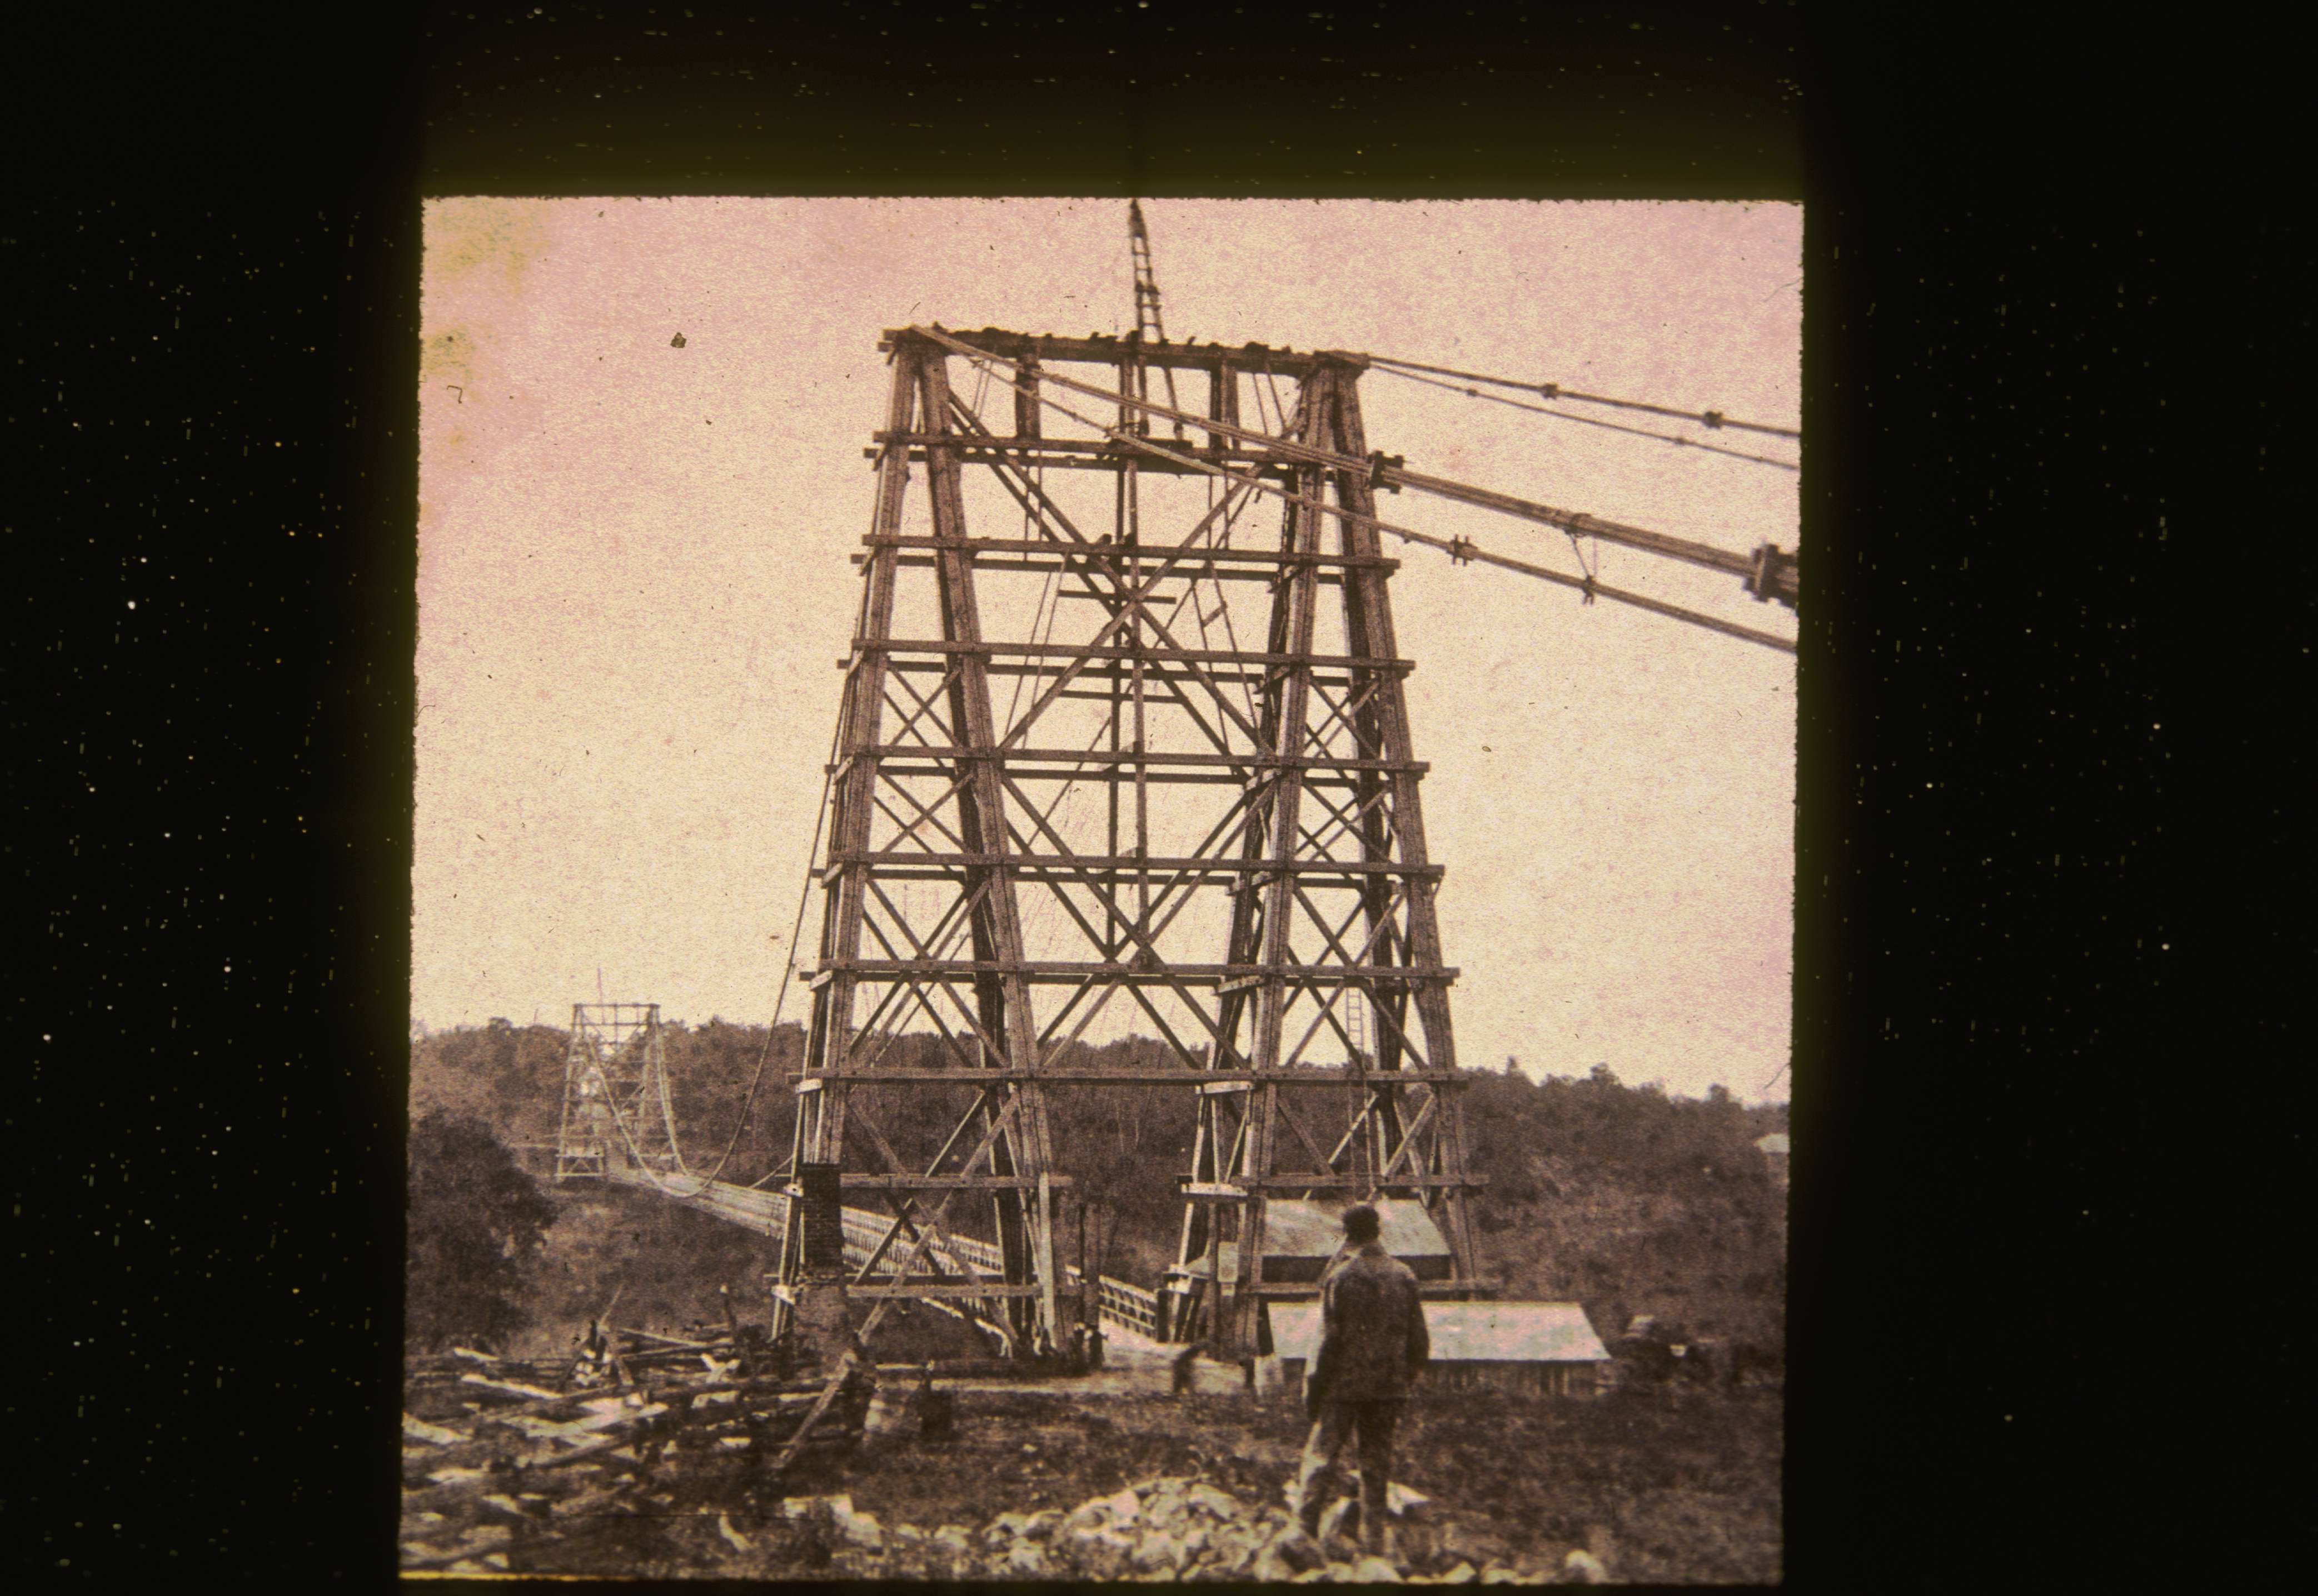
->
11, 1, 2252, 1589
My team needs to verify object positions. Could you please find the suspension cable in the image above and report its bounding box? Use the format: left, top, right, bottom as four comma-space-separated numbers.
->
908, 326, 1793, 607
1364, 351, 1801, 441
649, 485, 884, 1197
1370, 362, 1798, 471
911, 326, 1795, 654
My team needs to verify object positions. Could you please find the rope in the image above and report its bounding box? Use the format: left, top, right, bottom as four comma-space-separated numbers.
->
1372, 362, 1799, 471
1364, 352, 1801, 441
1566, 528, 1599, 604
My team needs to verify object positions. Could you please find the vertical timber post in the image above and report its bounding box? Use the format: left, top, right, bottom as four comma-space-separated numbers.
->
1228, 373, 1332, 1361
1328, 368, 1482, 1280
778, 346, 915, 1343
919, 348, 1061, 1356
786, 333, 1066, 1363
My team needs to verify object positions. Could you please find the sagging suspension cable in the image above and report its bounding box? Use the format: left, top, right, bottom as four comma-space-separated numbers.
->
651, 479, 883, 1199
1364, 351, 1801, 441
1372, 362, 1799, 472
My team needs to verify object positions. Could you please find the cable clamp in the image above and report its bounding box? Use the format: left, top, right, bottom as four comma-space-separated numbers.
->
1702, 410, 1726, 430
1367, 451, 1404, 491
1538, 382, 1561, 400
1448, 537, 1474, 566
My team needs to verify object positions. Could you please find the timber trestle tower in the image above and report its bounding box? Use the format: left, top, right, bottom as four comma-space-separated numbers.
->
778, 325, 1489, 1363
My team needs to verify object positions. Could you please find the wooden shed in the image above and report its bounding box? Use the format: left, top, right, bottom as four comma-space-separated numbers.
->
1269, 1299, 1613, 1401
1754, 1131, 1790, 1191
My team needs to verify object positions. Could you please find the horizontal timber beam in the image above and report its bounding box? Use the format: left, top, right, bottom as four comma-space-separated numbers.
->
846, 1283, 1044, 1299
1179, 1174, 1485, 1193
881, 326, 1352, 379
867, 766, 1365, 790
1243, 1281, 1501, 1299
860, 535, 1400, 570
878, 659, 1374, 693
815, 961, 1455, 984
839, 746, 1424, 773
827, 851, 1439, 877
854, 638, 1412, 671
795, 1069, 1466, 1085
871, 451, 1297, 482
874, 431, 1295, 456
839, 1174, 1075, 1190
876, 555, 1335, 586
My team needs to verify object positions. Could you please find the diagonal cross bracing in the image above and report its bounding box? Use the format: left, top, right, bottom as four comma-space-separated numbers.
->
774, 332, 1485, 1363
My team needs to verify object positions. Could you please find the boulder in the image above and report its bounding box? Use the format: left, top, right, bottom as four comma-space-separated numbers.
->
1438, 1563, 1478, 1585
833, 1507, 883, 1552
1065, 1523, 1140, 1580
985, 1510, 1042, 1549
1249, 1542, 1297, 1584
1185, 1483, 1243, 1522
1275, 1528, 1328, 1574
782, 1493, 852, 1521
1200, 1523, 1255, 1560
1557, 1549, 1608, 1584
1003, 1540, 1052, 1579
931, 1525, 975, 1561
1354, 1555, 1406, 1583
1133, 1530, 1188, 1574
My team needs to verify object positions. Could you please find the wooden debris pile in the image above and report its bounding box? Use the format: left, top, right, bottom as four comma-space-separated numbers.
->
400, 1334, 875, 1575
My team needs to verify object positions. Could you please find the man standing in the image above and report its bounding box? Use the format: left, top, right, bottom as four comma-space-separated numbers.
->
1292, 1204, 1430, 1556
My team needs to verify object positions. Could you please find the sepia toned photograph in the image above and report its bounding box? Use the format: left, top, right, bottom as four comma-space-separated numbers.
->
403, 197, 1798, 1583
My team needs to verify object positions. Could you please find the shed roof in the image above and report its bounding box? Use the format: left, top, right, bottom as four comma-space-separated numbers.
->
1270, 1300, 1611, 1365
1754, 1133, 1790, 1155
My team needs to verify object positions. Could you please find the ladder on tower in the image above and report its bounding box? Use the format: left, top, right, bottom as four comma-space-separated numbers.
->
1127, 200, 1188, 441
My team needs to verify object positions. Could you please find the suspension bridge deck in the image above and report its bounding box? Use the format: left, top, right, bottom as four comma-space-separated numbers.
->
596, 1160, 1167, 1351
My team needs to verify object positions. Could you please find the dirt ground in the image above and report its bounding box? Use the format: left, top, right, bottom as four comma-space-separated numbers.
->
496, 1371, 1779, 1584
459, 1186, 1777, 1582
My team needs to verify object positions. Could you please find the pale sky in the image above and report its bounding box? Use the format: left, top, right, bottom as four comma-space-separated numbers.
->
415, 198, 1798, 1101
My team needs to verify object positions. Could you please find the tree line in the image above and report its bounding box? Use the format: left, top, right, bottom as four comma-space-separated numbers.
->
407, 1023, 1787, 1353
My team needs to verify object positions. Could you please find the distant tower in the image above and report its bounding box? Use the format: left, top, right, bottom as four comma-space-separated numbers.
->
555, 1003, 670, 1183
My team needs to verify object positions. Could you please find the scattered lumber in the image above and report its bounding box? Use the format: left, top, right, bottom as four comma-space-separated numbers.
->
398, 1339, 875, 1573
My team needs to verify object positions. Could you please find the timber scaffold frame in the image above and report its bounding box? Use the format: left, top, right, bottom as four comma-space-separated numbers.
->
556, 1003, 672, 1184
778, 326, 1488, 1363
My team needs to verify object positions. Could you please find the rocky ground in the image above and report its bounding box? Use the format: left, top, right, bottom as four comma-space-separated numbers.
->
476, 1368, 1778, 1583
732, 1469, 1609, 1584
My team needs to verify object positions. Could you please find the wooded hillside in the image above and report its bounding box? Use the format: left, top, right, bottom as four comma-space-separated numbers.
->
408, 1023, 1786, 1349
